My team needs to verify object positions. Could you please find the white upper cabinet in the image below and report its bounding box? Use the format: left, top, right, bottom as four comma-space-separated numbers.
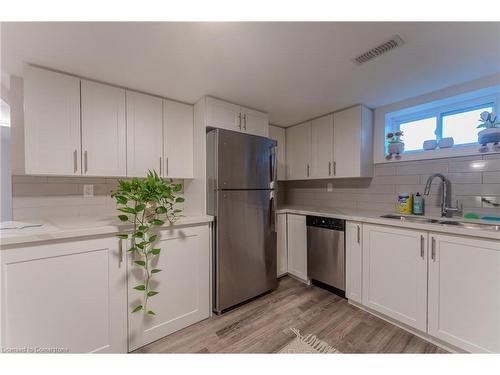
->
311, 114, 334, 179
428, 234, 500, 353
333, 105, 373, 178
24, 66, 81, 175
240, 106, 269, 137
286, 121, 311, 180
126, 91, 163, 177
204, 97, 269, 137
268, 125, 286, 181
81, 80, 127, 177
163, 99, 194, 179
362, 224, 428, 332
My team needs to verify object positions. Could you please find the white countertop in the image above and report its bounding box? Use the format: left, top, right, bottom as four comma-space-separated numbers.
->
0, 215, 214, 248
277, 205, 500, 241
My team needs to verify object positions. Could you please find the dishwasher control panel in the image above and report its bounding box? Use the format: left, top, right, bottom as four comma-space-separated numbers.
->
306, 216, 345, 231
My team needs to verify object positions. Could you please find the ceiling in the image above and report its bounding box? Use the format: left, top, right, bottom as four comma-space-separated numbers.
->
1, 22, 499, 126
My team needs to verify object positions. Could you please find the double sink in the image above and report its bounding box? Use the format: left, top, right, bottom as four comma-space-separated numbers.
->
380, 214, 500, 231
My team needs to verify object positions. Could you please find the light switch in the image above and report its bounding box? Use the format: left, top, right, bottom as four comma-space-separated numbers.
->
327, 183, 333, 193
83, 184, 94, 198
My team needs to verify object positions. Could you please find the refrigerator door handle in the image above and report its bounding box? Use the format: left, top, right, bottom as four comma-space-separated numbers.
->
269, 144, 277, 188
269, 191, 276, 232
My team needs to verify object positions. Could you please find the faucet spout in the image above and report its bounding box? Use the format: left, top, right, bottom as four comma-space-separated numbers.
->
423, 173, 461, 218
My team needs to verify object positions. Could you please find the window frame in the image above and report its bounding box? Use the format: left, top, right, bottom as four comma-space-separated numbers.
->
387, 93, 499, 156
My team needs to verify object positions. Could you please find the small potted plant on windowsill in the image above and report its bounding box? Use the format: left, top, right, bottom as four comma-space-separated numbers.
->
477, 111, 500, 152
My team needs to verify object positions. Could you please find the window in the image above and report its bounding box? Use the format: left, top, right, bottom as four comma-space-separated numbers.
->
399, 117, 437, 151
442, 105, 493, 145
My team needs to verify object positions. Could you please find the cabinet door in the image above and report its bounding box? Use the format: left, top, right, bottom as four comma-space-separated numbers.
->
287, 214, 307, 281
205, 97, 241, 132
362, 224, 428, 331
277, 213, 288, 277
428, 234, 500, 353
269, 125, 286, 181
311, 114, 334, 179
163, 100, 194, 178
1, 237, 127, 353
333, 106, 361, 178
126, 91, 163, 177
241, 107, 269, 137
81, 80, 126, 176
285, 122, 311, 180
346, 221, 363, 304
24, 66, 81, 175
127, 225, 210, 351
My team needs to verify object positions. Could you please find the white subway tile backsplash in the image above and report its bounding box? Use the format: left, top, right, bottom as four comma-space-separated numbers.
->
483, 171, 500, 184
371, 175, 420, 185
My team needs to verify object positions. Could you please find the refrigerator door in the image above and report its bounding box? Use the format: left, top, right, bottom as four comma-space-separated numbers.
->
214, 189, 277, 313
215, 129, 276, 190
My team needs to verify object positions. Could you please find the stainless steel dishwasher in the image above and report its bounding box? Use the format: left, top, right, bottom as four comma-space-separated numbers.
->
306, 216, 345, 297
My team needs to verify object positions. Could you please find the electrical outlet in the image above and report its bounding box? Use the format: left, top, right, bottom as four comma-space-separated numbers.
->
83, 184, 94, 198
327, 183, 333, 193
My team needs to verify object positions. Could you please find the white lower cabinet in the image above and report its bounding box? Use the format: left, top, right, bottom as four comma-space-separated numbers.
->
276, 213, 288, 277
428, 233, 500, 353
345, 221, 363, 304
1, 237, 127, 353
286, 214, 308, 281
127, 224, 210, 351
362, 224, 428, 332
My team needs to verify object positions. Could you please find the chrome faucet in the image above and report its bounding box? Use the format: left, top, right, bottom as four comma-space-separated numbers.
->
423, 173, 462, 218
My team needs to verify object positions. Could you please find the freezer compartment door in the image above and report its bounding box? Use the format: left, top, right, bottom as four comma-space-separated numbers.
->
216, 129, 276, 189
214, 190, 277, 312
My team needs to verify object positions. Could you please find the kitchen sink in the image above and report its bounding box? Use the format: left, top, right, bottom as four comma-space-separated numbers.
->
380, 214, 500, 231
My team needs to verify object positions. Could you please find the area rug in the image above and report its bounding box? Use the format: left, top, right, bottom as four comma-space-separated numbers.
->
278, 328, 339, 353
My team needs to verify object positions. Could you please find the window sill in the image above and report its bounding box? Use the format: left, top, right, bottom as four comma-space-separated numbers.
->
376, 144, 500, 164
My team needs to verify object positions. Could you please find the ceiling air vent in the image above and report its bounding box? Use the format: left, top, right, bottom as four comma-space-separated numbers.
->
352, 35, 405, 65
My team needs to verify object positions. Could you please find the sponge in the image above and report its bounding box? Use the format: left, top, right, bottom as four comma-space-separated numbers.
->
463, 212, 480, 220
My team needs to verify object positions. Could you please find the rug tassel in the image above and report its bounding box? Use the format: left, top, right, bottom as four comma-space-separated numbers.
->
290, 328, 336, 353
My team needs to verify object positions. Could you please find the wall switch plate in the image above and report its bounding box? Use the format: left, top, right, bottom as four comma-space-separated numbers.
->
83, 184, 94, 198
327, 183, 333, 193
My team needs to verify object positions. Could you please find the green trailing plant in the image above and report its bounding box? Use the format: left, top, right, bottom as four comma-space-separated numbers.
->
111, 170, 184, 315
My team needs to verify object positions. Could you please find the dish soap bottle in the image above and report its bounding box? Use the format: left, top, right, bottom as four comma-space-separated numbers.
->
413, 192, 424, 215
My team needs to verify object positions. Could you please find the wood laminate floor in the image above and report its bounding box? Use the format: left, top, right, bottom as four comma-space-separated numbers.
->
135, 276, 447, 354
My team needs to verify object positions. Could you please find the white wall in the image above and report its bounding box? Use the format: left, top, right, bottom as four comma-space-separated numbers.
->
373, 72, 500, 164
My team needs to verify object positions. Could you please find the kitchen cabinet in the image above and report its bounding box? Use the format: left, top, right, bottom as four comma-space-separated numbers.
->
163, 99, 194, 179
276, 213, 288, 277
333, 105, 373, 178
362, 224, 428, 331
127, 224, 210, 351
269, 125, 286, 181
0, 237, 127, 353
286, 122, 311, 180
204, 96, 269, 137
126, 91, 163, 177
81, 80, 127, 176
286, 214, 308, 281
428, 233, 500, 353
24, 65, 81, 175
311, 114, 334, 178
346, 221, 363, 304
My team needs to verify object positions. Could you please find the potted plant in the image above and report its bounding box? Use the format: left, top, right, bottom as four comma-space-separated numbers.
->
477, 111, 500, 152
112, 170, 184, 315
386, 131, 405, 160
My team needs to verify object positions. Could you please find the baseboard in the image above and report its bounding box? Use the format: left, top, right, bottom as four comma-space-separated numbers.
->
348, 300, 465, 353
284, 272, 311, 285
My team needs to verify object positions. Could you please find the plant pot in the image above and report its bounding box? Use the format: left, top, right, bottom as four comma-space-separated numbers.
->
388, 142, 405, 155
478, 128, 500, 145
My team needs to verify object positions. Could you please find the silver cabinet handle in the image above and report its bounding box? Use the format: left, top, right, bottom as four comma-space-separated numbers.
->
328, 161, 332, 176
431, 237, 436, 261
166, 157, 169, 176
243, 114, 247, 130
84, 150, 88, 173
306, 164, 310, 177
357, 225, 360, 244
238, 113, 242, 130
118, 239, 123, 267
333, 161, 337, 176
159, 157, 162, 175
420, 235, 425, 259
73, 149, 78, 173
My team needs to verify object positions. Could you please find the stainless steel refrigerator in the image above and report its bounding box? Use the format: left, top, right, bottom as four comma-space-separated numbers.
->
207, 128, 278, 314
